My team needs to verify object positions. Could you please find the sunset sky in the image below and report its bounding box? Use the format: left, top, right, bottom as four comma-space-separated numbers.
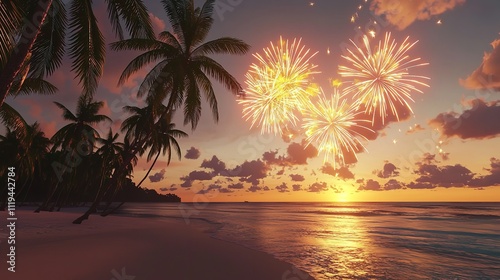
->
6, 0, 500, 202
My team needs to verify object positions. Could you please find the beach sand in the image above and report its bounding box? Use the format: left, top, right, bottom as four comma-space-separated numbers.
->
0, 209, 313, 280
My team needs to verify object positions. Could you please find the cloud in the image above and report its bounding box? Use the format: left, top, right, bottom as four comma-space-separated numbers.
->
200, 155, 227, 175
228, 182, 245, 189
149, 12, 166, 34
149, 169, 166, 182
469, 158, 500, 187
429, 99, 500, 139
263, 186, 270, 191
230, 160, 270, 185
286, 140, 318, 165
375, 162, 400, 178
308, 182, 329, 192
248, 185, 262, 192
289, 174, 305, 182
275, 182, 289, 193
181, 170, 214, 181
180, 180, 192, 188
219, 188, 234, 193
406, 182, 436, 189
184, 147, 201, 159
292, 184, 302, 191
320, 163, 355, 180
207, 184, 222, 191
384, 179, 405, 190
370, 0, 466, 30
460, 38, 500, 91
358, 179, 382, 191
406, 124, 425, 134
414, 163, 474, 188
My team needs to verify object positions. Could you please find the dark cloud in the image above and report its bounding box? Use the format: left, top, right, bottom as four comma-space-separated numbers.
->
290, 174, 305, 182
207, 184, 222, 191
414, 163, 474, 188
286, 140, 318, 165
460, 38, 500, 91
181, 170, 214, 181
231, 160, 270, 185
184, 146, 201, 159
276, 169, 285, 175
469, 158, 500, 187
308, 182, 329, 192
320, 163, 355, 180
429, 99, 500, 139
201, 155, 227, 175
248, 185, 262, 192
262, 141, 318, 167
292, 184, 302, 191
149, 169, 166, 183
358, 179, 382, 191
263, 186, 270, 191
219, 188, 234, 193
376, 162, 400, 178
406, 182, 435, 189
384, 179, 405, 190
228, 182, 245, 189
180, 180, 192, 188
275, 182, 289, 193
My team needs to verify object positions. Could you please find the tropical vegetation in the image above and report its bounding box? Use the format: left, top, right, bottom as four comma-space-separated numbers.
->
0, 0, 249, 223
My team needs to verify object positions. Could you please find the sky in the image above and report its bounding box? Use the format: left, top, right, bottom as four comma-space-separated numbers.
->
5, 0, 500, 202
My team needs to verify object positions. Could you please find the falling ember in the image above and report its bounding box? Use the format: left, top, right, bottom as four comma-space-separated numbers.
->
239, 37, 319, 135
436, 19, 442, 25
302, 88, 372, 167
327, 47, 331, 54
338, 32, 430, 124
368, 30, 376, 38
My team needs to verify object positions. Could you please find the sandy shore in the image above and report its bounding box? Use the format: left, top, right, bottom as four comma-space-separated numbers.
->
0, 209, 313, 280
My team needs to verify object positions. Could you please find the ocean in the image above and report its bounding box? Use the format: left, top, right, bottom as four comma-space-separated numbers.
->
117, 202, 500, 280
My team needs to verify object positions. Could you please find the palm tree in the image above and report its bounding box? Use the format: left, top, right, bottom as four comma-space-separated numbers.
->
0, 122, 51, 208
0, 0, 155, 108
51, 95, 111, 152
111, 0, 250, 129
136, 106, 187, 188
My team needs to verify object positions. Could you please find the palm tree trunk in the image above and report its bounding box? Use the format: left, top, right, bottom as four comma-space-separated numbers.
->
0, 0, 53, 108
136, 151, 161, 188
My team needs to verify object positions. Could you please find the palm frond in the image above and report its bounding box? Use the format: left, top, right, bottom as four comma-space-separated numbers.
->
183, 73, 201, 129
29, 0, 67, 78
193, 37, 250, 56
0, 0, 22, 68
0, 102, 27, 134
54, 101, 78, 122
10, 78, 58, 96
195, 56, 242, 94
115, 0, 155, 39
68, 0, 105, 96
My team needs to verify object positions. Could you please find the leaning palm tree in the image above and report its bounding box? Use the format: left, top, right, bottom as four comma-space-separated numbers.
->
0, 0, 154, 108
136, 106, 187, 188
111, 0, 250, 129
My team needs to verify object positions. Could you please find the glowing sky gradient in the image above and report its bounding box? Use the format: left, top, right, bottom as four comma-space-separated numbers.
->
5, 0, 500, 202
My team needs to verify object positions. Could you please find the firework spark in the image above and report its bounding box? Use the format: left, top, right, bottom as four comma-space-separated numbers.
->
302, 88, 372, 167
338, 32, 430, 124
239, 37, 319, 134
